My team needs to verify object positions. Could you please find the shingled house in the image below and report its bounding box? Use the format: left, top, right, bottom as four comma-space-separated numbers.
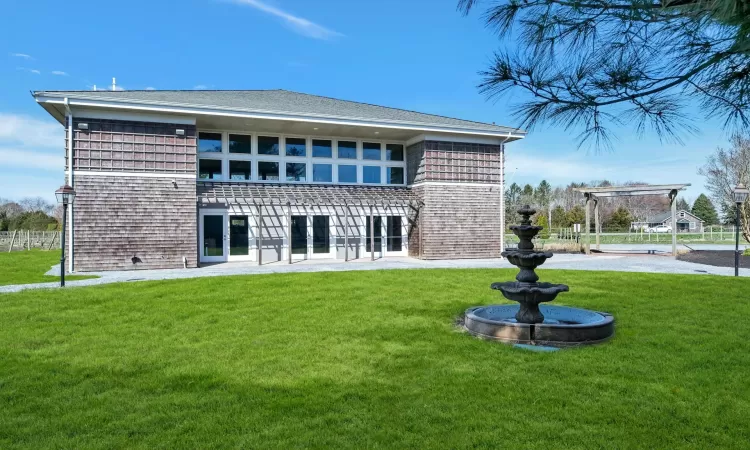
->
33, 90, 524, 272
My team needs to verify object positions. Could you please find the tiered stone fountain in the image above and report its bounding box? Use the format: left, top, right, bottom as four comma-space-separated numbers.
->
464, 205, 614, 348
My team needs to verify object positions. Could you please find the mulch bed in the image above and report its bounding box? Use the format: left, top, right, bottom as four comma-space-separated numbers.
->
677, 250, 750, 269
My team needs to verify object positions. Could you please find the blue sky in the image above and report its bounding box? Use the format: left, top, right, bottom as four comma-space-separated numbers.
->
0, 0, 730, 203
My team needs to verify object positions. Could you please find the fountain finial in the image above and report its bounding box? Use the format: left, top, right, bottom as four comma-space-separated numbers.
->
517, 205, 535, 226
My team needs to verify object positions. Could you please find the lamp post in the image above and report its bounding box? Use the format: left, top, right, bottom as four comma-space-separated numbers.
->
55, 185, 76, 287
732, 183, 749, 277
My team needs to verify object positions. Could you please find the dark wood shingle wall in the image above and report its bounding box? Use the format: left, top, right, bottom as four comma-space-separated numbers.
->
66, 119, 196, 173
72, 176, 197, 271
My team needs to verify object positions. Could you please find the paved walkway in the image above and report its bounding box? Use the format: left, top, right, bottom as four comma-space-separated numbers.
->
1, 251, 748, 294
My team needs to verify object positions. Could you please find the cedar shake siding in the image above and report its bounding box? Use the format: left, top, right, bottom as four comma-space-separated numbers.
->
67, 118, 198, 271
72, 175, 197, 271
407, 141, 502, 184
407, 141, 503, 259
417, 184, 502, 259
66, 119, 196, 173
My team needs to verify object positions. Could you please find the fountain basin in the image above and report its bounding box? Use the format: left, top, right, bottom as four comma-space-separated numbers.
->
464, 304, 614, 347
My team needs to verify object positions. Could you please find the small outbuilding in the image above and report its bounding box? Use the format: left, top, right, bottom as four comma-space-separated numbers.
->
631, 210, 704, 233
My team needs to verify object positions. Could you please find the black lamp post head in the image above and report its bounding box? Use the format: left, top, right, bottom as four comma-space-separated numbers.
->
733, 183, 749, 204
55, 185, 76, 205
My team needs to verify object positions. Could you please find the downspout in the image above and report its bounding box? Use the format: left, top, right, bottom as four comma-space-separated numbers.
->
64, 98, 74, 273
499, 131, 512, 258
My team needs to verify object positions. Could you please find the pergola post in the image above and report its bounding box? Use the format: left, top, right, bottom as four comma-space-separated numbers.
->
669, 190, 677, 257
287, 201, 292, 265
257, 204, 263, 266
594, 198, 601, 251
343, 202, 349, 262
370, 205, 375, 261
584, 194, 591, 255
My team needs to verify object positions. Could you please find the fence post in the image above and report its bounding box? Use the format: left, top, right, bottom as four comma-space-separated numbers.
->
8, 230, 17, 252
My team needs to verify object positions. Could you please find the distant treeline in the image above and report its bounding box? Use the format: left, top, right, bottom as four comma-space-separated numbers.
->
0, 197, 60, 231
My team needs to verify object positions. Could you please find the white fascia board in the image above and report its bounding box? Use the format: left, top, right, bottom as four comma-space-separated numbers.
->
35, 95, 526, 140
405, 133, 514, 146
70, 107, 196, 125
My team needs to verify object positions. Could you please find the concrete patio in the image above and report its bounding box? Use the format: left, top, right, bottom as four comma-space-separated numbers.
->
1, 247, 748, 294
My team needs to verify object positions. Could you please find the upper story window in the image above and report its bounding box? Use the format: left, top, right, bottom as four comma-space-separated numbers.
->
230, 160, 251, 180
363, 142, 381, 160
258, 136, 280, 155
338, 141, 357, 159
195, 130, 406, 186
229, 134, 252, 154
387, 167, 404, 184
286, 162, 307, 182
199, 159, 222, 179
199, 132, 222, 153
313, 164, 333, 182
258, 161, 279, 180
363, 166, 381, 184
312, 139, 333, 158
286, 138, 307, 157
386, 144, 404, 161
338, 164, 357, 183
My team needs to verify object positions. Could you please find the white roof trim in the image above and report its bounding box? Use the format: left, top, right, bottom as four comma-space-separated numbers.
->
36, 94, 526, 140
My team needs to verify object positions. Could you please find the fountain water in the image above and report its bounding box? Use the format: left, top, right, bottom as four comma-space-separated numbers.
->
464, 205, 614, 347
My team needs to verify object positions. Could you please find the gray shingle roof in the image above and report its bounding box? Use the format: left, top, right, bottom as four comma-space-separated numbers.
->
646, 210, 702, 223
34, 89, 522, 135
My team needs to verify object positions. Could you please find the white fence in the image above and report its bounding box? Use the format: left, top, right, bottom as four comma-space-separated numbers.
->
0, 231, 61, 252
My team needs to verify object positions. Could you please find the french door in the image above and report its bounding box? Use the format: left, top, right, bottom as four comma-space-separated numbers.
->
290, 215, 334, 260
365, 215, 406, 258
200, 212, 227, 263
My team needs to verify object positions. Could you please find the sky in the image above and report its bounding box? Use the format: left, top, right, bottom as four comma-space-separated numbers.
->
0, 0, 732, 203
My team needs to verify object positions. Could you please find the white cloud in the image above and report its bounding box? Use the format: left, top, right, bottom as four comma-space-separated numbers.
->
0, 148, 61, 171
17, 67, 41, 75
0, 113, 63, 200
10, 52, 33, 60
145, 86, 156, 90
51, 70, 68, 76
0, 113, 62, 148
227, 0, 342, 40
193, 84, 208, 90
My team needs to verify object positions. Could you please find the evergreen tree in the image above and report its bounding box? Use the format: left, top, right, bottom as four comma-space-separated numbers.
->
534, 213, 550, 239
535, 180, 552, 209
550, 205, 566, 228
520, 184, 534, 206
608, 207, 633, 232
691, 194, 719, 225
565, 205, 586, 228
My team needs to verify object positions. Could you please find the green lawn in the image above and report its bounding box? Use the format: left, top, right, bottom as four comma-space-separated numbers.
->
0, 250, 97, 286
1, 269, 749, 448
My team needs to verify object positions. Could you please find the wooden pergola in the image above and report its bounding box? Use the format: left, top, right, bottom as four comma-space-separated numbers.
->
197, 182, 422, 264
573, 184, 690, 257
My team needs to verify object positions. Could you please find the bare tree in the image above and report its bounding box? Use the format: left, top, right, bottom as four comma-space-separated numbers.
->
18, 197, 55, 215
699, 134, 750, 241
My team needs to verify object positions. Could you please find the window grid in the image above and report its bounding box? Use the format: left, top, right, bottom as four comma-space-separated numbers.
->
197, 131, 406, 186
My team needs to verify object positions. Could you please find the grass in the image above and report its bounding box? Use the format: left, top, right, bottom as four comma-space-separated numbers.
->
0, 250, 98, 286
1, 269, 749, 448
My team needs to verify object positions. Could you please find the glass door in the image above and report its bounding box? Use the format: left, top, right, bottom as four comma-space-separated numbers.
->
311, 215, 333, 259
229, 215, 249, 258
200, 213, 227, 263
387, 216, 403, 253
366, 216, 383, 257
290, 215, 308, 260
